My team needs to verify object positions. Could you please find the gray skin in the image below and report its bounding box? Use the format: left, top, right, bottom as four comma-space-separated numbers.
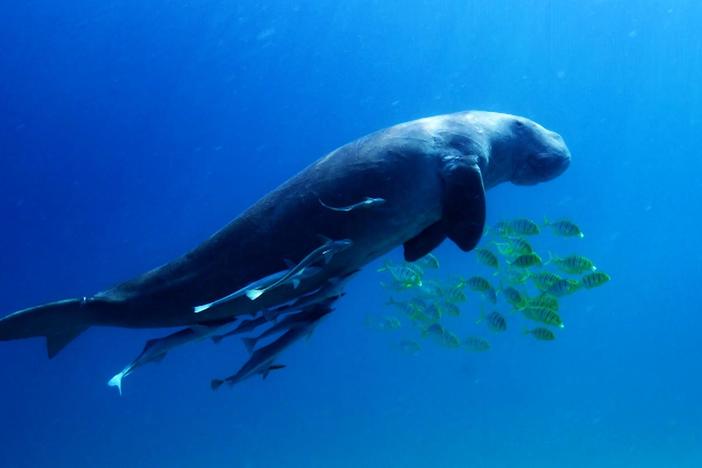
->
0, 111, 570, 358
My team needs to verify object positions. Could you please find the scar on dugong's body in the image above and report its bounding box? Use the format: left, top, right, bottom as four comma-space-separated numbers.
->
0, 111, 570, 358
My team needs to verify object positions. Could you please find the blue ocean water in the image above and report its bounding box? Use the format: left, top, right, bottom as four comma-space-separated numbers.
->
1, 1, 701, 467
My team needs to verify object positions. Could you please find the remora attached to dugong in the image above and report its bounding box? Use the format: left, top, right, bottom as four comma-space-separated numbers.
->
0, 111, 570, 358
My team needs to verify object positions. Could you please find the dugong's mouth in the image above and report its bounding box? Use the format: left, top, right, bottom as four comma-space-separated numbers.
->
531, 151, 570, 177
513, 151, 571, 185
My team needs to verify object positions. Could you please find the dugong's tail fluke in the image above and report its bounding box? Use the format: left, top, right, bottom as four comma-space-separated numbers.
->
0, 298, 96, 358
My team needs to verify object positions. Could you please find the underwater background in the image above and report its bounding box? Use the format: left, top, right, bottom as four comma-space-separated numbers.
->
1, 1, 701, 467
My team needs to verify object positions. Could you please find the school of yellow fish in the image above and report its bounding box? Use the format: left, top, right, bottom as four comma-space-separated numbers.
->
368, 217, 611, 354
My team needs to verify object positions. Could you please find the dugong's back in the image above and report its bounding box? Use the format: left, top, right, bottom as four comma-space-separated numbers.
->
88, 123, 443, 325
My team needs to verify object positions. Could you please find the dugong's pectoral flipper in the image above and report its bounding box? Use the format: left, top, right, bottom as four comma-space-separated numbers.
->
442, 160, 486, 252
0, 297, 98, 358
403, 159, 486, 261
403, 221, 447, 262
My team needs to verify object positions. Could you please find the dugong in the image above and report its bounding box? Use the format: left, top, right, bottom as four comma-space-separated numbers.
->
0, 111, 570, 358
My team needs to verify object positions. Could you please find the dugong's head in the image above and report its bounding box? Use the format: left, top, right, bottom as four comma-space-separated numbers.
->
476, 112, 571, 187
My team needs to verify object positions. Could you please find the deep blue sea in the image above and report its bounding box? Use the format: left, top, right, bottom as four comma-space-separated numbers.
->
1, 2, 701, 467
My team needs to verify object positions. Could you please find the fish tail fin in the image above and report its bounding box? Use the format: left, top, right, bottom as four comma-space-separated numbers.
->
107, 371, 125, 396
545, 251, 554, 266
241, 337, 257, 353
210, 379, 225, 391
246, 289, 264, 301
0, 297, 109, 358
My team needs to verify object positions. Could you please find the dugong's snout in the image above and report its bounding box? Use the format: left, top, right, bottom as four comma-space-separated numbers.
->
512, 130, 571, 185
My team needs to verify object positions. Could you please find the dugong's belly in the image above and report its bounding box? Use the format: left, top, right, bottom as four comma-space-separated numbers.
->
94, 135, 443, 327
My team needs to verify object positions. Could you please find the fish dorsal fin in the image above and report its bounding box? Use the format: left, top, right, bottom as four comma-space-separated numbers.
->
441, 160, 486, 253
143, 338, 160, 353
262, 364, 286, 379
45, 326, 88, 359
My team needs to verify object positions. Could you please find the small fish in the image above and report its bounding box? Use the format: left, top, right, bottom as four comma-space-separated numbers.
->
378, 261, 423, 288
444, 286, 468, 304
385, 297, 415, 314
399, 340, 421, 355
464, 336, 491, 352
426, 303, 442, 321
241, 303, 334, 353
508, 218, 541, 236
580, 271, 611, 289
546, 278, 581, 297
247, 238, 353, 300
524, 327, 556, 341
494, 237, 534, 257
418, 280, 444, 297
475, 248, 499, 269
193, 269, 288, 313
510, 253, 543, 268
319, 196, 386, 212
261, 274, 353, 322
544, 217, 584, 238
465, 276, 497, 304
477, 310, 507, 332
522, 306, 564, 328
502, 286, 527, 309
465, 276, 493, 292
109, 319, 236, 395
421, 322, 447, 340
441, 331, 462, 348
406, 308, 432, 323
412, 253, 440, 269
442, 302, 461, 317
380, 279, 418, 291
211, 324, 313, 390
547, 253, 597, 274
503, 269, 530, 285
529, 271, 562, 291
211, 316, 268, 344
527, 293, 560, 312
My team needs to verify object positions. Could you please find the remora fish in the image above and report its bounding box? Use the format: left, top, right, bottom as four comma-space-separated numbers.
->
211, 316, 268, 344
210, 311, 327, 390
108, 318, 236, 395
319, 197, 386, 212
193, 267, 322, 314
242, 301, 335, 353
246, 238, 353, 301
261, 273, 354, 322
